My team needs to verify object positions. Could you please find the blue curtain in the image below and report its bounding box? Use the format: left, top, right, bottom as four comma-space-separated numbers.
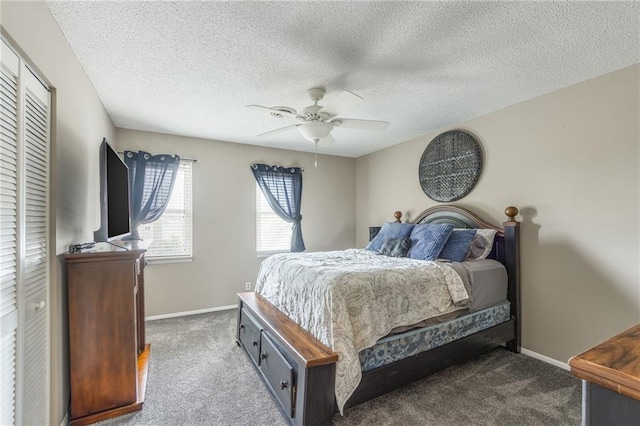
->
124, 151, 180, 240
251, 164, 305, 252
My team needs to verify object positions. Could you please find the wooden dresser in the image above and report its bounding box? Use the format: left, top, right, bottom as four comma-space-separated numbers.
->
65, 241, 151, 425
569, 323, 640, 425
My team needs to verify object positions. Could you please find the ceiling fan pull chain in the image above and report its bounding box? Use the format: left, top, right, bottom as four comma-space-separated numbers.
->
314, 140, 318, 168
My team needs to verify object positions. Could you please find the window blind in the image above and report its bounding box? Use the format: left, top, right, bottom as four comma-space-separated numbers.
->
138, 160, 193, 259
256, 183, 291, 254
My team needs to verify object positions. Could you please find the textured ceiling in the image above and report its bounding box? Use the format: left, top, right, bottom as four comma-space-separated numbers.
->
46, 1, 639, 158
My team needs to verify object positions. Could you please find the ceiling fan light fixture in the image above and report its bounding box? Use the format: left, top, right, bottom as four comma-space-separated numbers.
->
298, 121, 333, 142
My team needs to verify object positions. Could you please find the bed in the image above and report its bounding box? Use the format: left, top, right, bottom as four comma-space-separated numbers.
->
236, 205, 521, 426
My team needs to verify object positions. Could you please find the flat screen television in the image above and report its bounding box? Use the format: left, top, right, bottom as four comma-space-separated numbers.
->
94, 138, 131, 242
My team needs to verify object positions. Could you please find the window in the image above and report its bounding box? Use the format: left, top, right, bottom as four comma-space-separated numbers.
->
138, 160, 193, 261
256, 182, 292, 255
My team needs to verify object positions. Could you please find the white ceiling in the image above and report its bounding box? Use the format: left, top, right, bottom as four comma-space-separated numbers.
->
46, 1, 639, 158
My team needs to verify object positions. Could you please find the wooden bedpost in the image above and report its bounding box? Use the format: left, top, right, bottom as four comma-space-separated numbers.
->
504, 206, 518, 223
393, 211, 402, 222
503, 206, 521, 353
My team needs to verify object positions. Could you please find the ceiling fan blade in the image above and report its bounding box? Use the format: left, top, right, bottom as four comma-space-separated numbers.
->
318, 133, 335, 146
332, 118, 390, 132
318, 91, 363, 117
246, 104, 299, 118
256, 124, 300, 137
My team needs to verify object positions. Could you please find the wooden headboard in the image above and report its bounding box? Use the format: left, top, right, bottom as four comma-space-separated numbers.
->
407, 205, 516, 267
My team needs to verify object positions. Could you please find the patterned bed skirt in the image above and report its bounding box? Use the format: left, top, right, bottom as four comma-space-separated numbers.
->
359, 302, 511, 372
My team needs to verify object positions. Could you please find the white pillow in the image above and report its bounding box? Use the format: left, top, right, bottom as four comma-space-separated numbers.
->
466, 229, 497, 260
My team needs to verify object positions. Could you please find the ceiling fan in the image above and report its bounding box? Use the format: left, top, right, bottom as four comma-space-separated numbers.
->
247, 87, 389, 165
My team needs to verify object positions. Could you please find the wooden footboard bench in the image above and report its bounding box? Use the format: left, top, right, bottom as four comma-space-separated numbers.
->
236, 292, 338, 426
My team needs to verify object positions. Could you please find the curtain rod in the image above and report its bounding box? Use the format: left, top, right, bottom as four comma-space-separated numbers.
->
118, 151, 197, 163
252, 164, 304, 172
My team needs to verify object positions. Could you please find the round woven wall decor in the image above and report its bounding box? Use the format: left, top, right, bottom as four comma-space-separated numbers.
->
418, 130, 483, 202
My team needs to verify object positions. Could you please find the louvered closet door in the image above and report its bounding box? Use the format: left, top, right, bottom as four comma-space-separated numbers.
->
20, 65, 50, 426
0, 40, 20, 426
0, 38, 50, 426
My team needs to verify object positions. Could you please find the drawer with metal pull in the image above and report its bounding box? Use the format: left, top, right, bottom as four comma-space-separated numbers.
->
259, 331, 295, 418
238, 309, 262, 366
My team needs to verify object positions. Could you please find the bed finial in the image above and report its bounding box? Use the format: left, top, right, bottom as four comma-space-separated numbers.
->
393, 211, 402, 223
505, 206, 519, 222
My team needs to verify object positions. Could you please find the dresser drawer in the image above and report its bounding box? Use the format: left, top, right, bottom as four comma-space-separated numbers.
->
238, 309, 262, 366
260, 331, 295, 418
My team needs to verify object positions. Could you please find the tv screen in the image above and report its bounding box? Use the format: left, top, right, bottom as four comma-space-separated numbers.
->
94, 138, 131, 242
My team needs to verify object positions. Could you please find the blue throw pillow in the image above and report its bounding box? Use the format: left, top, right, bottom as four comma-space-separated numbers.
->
406, 223, 454, 261
439, 229, 477, 262
380, 237, 412, 257
366, 222, 415, 252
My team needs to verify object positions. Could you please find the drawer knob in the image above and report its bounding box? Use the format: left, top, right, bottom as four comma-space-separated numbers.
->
252, 340, 258, 347
261, 352, 267, 360
279, 380, 288, 389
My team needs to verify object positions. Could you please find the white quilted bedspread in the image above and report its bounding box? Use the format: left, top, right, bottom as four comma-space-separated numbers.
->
254, 249, 469, 412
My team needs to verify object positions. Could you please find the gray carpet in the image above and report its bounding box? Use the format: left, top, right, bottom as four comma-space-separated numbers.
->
98, 310, 581, 426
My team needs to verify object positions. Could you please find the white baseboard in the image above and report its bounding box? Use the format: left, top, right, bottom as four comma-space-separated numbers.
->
145, 304, 237, 321
521, 347, 569, 371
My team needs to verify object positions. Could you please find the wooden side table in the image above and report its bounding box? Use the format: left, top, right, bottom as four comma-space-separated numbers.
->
569, 323, 640, 425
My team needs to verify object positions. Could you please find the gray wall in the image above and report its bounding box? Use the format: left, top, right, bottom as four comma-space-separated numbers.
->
115, 129, 356, 316
2, 1, 116, 424
355, 64, 640, 364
